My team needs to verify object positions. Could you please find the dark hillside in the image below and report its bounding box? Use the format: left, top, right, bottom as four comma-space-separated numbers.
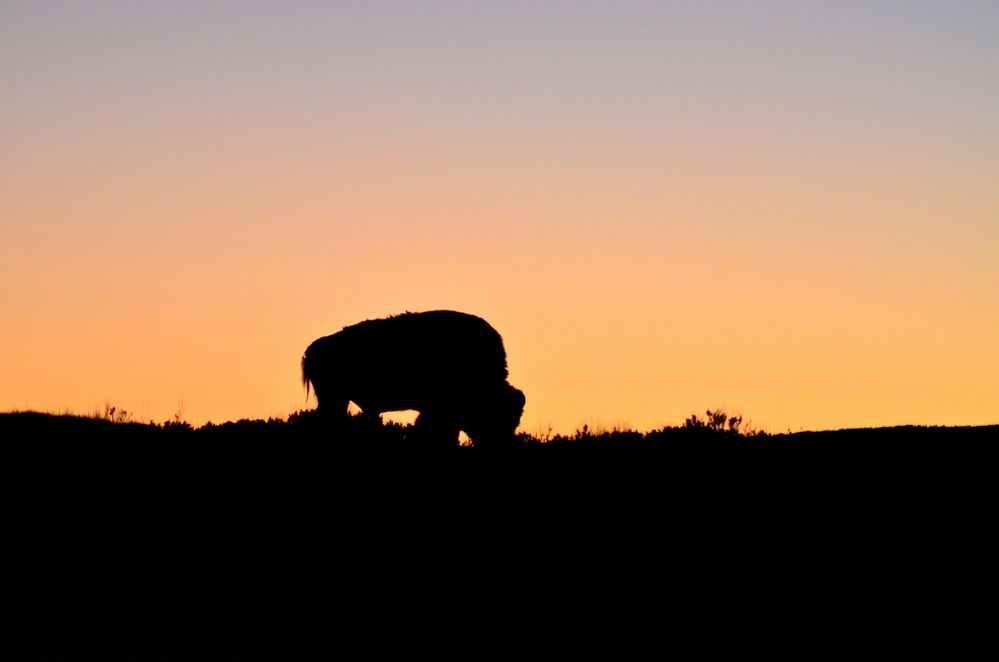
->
4, 412, 998, 660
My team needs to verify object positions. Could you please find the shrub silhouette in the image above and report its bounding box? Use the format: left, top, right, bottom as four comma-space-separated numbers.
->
302, 310, 526, 448
683, 409, 760, 437
94, 401, 134, 424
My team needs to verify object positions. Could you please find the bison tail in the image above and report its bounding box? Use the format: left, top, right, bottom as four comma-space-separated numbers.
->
301, 353, 311, 403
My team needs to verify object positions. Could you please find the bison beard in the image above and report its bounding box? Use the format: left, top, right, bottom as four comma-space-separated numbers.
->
302, 311, 525, 447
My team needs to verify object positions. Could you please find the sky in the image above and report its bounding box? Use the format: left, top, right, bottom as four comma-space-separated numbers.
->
2, 1, 997, 433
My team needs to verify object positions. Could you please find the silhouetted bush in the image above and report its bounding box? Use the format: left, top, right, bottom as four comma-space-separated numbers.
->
682, 409, 763, 437
93, 401, 134, 424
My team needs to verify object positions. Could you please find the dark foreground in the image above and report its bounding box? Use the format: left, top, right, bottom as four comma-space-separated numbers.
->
4, 413, 999, 660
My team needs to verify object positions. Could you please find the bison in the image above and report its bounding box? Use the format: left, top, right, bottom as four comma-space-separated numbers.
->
302, 310, 525, 447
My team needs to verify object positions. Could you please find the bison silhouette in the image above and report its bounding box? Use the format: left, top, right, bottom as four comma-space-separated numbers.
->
302, 310, 525, 447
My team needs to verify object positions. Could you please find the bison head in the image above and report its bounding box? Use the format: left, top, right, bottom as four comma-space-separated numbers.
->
464, 383, 526, 448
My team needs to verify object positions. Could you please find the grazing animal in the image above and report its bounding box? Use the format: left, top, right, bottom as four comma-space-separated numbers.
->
302, 310, 525, 447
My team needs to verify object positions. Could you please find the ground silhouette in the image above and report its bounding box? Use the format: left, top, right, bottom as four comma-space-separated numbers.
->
4, 412, 999, 660
302, 310, 525, 448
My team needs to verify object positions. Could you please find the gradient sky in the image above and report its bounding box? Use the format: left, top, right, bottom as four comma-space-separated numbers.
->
2, 1, 997, 433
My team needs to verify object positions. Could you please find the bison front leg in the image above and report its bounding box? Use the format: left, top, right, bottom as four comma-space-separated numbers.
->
412, 410, 461, 449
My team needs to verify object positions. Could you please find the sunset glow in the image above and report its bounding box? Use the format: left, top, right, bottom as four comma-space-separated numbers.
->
3, 2, 997, 432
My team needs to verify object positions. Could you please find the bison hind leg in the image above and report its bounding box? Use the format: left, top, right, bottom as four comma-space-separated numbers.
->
312, 394, 353, 437
412, 410, 461, 449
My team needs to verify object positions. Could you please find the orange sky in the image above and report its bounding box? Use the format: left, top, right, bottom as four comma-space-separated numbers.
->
2, 3, 997, 432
